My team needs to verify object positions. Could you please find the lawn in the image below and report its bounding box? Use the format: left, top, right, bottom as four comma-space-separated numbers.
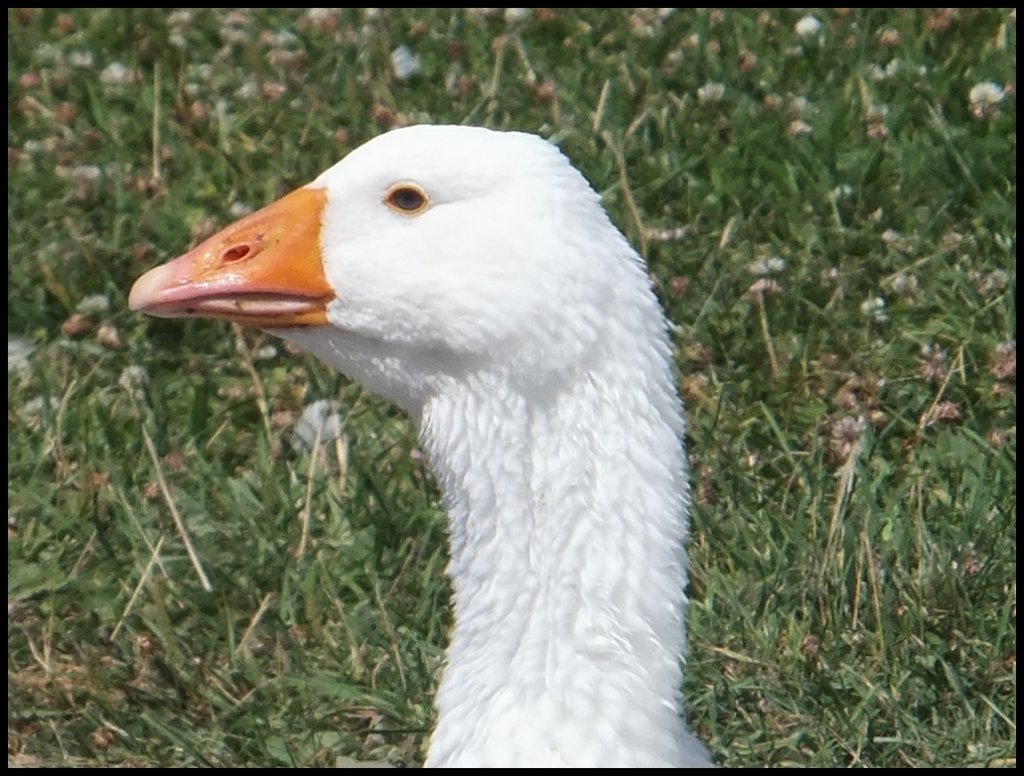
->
7, 8, 1016, 768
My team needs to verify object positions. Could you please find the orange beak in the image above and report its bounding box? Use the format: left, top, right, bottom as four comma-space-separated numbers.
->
128, 186, 333, 328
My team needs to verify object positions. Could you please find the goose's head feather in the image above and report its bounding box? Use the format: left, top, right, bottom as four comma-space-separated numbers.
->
130, 126, 658, 411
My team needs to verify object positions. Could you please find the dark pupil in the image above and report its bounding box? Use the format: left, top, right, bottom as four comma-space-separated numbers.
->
392, 188, 423, 210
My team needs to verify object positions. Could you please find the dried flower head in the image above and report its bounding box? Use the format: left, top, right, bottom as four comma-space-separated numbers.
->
697, 82, 725, 104
391, 45, 422, 81
90, 726, 115, 750
18, 71, 41, 89
96, 321, 124, 350
969, 81, 1006, 119
786, 119, 813, 137
835, 375, 885, 412
991, 340, 1016, 381
969, 269, 1008, 300
293, 399, 344, 453
836, 379, 860, 411
829, 415, 865, 463
372, 103, 396, 127
924, 401, 963, 427
99, 61, 136, 86
118, 365, 149, 401
627, 10, 657, 37
261, 81, 287, 101
747, 256, 786, 276
879, 28, 901, 47
918, 344, 949, 384
300, 8, 338, 33
795, 15, 821, 38
8, 336, 33, 373
865, 122, 889, 141
235, 80, 258, 100
504, 7, 530, 25
800, 634, 821, 658
61, 312, 92, 337
987, 429, 1010, 448
533, 80, 557, 104
860, 296, 888, 322
695, 465, 717, 506
76, 293, 110, 315
956, 543, 983, 577
883, 272, 918, 299
925, 9, 956, 33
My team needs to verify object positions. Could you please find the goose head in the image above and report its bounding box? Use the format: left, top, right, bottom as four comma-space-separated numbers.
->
130, 125, 645, 413
129, 125, 711, 767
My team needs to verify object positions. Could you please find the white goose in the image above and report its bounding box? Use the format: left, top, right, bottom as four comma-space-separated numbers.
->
129, 125, 714, 768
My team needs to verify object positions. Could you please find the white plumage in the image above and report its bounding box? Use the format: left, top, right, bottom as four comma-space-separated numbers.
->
130, 125, 714, 768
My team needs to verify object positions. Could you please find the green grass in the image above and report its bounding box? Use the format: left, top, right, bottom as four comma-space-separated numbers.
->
8, 8, 1016, 768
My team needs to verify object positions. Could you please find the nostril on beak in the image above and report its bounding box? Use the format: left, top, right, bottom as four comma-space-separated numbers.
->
221, 244, 252, 263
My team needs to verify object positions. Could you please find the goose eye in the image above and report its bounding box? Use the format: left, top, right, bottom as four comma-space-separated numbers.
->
385, 183, 429, 215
